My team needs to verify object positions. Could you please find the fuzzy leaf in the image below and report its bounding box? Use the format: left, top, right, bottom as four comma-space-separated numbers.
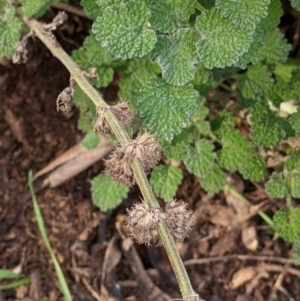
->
73, 86, 95, 112
239, 154, 266, 181
250, 102, 290, 147
290, 0, 300, 10
266, 172, 288, 198
20, 0, 58, 16
215, 0, 270, 30
20, 0, 45, 15
289, 173, 300, 198
193, 64, 215, 95
81, 0, 101, 20
192, 99, 211, 135
92, 0, 156, 59
149, 0, 196, 33
293, 239, 300, 265
259, 0, 282, 33
0, 4, 22, 59
289, 110, 300, 133
160, 130, 192, 160
72, 34, 114, 88
195, 8, 253, 69
77, 110, 96, 133
151, 28, 198, 86
184, 140, 216, 178
235, 27, 264, 69
150, 165, 183, 201
81, 131, 100, 149
137, 77, 198, 140
240, 64, 273, 100
199, 164, 225, 194
0, 18, 22, 59
273, 208, 300, 242
217, 127, 266, 180
259, 29, 291, 67
119, 59, 160, 110
91, 174, 129, 211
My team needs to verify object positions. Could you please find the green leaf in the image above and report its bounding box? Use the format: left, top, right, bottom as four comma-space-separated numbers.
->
217, 127, 266, 180
184, 140, 216, 178
250, 102, 289, 147
20, 0, 45, 15
151, 28, 198, 86
273, 208, 300, 242
0, 269, 19, 280
149, 0, 196, 33
119, 58, 160, 110
195, 8, 253, 69
91, 174, 129, 211
239, 154, 266, 181
285, 153, 300, 171
266, 172, 288, 198
199, 164, 226, 194
77, 110, 96, 133
289, 110, 300, 133
137, 77, 198, 140
72, 34, 114, 88
73, 86, 95, 111
150, 165, 183, 201
240, 64, 273, 100
0, 4, 22, 59
191, 98, 211, 135
218, 130, 254, 171
259, 0, 282, 33
81, 0, 101, 20
192, 64, 215, 95
215, 0, 270, 30
20, 0, 58, 16
235, 27, 264, 69
293, 238, 300, 265
289, 173, 300, 198
92, 0, 157, 59
259, 29, 291, 67
290, 0, 300, 11
81, 131, 100, 149
160, 129, 192, 160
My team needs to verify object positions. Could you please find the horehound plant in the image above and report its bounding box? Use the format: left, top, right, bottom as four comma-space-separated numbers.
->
16, 12, 202, 301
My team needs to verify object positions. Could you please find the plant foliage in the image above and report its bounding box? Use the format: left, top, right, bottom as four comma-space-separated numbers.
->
4, 0, 300, 262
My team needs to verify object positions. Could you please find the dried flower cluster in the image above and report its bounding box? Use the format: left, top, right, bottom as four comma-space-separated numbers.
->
125, 201, 164, 246
93, 102, 132, 136
105, 133, 161, 186
124, 199, 193, 246
56, 78, 76, 112
13, 32, 31, 64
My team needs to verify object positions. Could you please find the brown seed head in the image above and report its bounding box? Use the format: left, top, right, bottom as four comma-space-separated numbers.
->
124, 201, 165, 246
165, 199, 193, 242
56, 87, 73, 112
123, 133, 161, 171
94, 102, 132, 137
104, 148, 135, 187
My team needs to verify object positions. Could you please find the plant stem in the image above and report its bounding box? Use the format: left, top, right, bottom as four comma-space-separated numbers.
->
224, 184, 274, 228
21, 16, 200, 301
195, 2, 205, 12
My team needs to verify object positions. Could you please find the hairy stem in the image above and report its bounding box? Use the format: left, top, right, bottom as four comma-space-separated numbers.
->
22, 16, 201, 301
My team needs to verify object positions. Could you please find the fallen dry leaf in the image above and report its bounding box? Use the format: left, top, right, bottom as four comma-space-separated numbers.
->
230, 266, 258, 289
241, 225, 258, 252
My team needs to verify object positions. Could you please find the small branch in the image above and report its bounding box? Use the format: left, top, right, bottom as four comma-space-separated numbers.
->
52, 3, 87, 18
21, 15, 200, 301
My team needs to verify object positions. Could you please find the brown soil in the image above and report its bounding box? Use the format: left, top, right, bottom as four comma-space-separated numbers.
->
1, 3, 300, 301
